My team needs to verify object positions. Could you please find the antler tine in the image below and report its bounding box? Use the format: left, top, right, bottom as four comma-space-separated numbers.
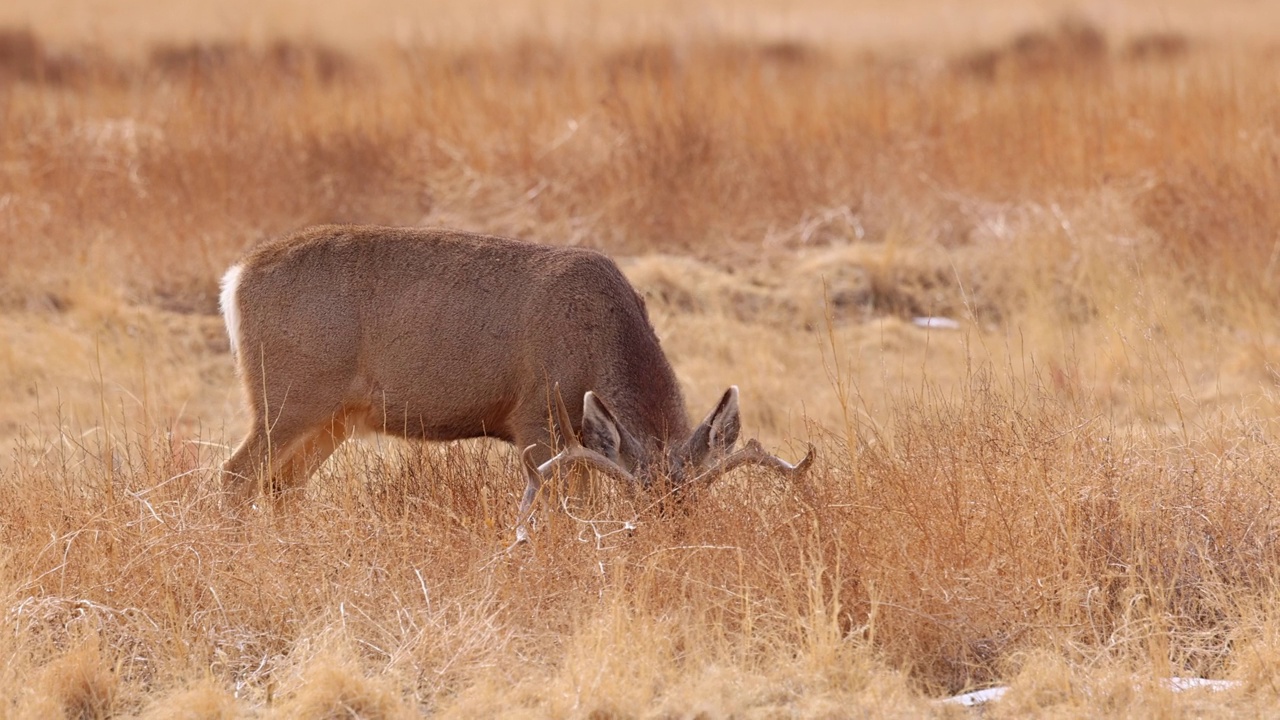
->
515, 441, 637, 545
520, 443, 542, 485
537, 444, 637, 488
546, 382, 635, 483
515, 444, 544, 544
691, 439, 816, 486
551, 382, 581, 450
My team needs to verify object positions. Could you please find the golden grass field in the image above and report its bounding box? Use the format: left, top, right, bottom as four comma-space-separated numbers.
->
3, 0, 1280, 716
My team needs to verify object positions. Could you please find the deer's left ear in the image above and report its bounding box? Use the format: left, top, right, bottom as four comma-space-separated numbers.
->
683, 386, 741, 468
581, 391, 623, 463
581, 391, 646, 470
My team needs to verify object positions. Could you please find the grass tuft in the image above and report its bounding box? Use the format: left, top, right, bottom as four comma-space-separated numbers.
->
4, 4, 1280, 714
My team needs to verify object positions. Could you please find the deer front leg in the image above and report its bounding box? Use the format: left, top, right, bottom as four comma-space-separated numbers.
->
515, 444, 550, 544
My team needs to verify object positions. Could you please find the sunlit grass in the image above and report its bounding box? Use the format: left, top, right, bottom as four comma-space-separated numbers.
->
3, 9, 1280, 715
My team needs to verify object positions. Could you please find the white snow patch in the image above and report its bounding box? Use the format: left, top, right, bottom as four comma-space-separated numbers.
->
219, 263, 244, 356
941, 687, 1008, 706
913, 316, 961, 330
940, 677, 1240, 707
1164, 677, 1239, 693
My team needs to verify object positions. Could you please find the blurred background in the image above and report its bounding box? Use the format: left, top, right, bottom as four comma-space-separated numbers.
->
3, 1, 1280, 714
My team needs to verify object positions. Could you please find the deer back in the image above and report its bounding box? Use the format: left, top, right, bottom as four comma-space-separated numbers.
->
225, 225, 689, 462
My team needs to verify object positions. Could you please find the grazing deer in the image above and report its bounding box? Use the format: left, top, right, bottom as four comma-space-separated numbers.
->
219, 225, 812, 533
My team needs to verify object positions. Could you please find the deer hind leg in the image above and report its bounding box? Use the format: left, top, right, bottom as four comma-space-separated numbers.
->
268, 413, 354, 511
222, 341, 357, 509
221, 408, 348, 511
221, 424, 299, 510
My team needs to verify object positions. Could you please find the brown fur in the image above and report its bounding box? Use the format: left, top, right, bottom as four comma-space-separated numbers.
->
221, 225, 709, 507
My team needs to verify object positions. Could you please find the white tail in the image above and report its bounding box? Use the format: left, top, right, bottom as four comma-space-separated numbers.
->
218, 263, 243, 357
219, 225, 813, 530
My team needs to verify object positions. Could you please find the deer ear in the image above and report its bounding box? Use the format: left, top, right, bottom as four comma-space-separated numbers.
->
581, 391, 646, 470
683, 386, 741, 468
581, 391, 624, 464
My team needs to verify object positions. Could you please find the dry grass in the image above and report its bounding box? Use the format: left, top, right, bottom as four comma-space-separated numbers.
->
3, 1, 1280, 715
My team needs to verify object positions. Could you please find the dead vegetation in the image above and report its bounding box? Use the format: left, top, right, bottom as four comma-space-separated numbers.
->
3, 5, 1280, 715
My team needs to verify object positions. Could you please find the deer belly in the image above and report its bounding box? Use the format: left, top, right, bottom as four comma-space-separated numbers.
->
358, 398, 515, 444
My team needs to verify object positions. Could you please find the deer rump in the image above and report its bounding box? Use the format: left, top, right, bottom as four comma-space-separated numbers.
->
219, 225, 813, 529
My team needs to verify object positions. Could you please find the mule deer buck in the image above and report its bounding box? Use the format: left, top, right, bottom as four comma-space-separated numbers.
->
219, 225, 813, 535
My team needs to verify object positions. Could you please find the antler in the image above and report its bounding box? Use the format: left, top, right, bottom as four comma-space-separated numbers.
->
527, 443, 639, 489
528, 383, 638, 488
514, 384, 814, 544
688, 438, 815, 487
514, 384, 639, 544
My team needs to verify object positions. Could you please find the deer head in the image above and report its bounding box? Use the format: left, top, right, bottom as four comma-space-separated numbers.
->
516, 384, 814, 535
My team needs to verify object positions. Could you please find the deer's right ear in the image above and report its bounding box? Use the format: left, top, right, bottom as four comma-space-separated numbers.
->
682, 386, 742, 468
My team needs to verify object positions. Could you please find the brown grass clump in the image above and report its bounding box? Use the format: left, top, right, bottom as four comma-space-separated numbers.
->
135, 679, 241, 720
0, 26, 45, 80
954, 17, 1109, 81
5, 2, 1280, 714
23, 638, 119, 719
266, 645, 414, 720
1124, 32, 1193, 62
148, 39, 353, 85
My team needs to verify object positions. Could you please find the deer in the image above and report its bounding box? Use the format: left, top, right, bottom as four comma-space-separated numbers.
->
218, 225, 813, 537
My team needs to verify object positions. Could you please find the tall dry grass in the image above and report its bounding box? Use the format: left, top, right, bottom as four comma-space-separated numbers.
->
3, 10, 1280, 715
